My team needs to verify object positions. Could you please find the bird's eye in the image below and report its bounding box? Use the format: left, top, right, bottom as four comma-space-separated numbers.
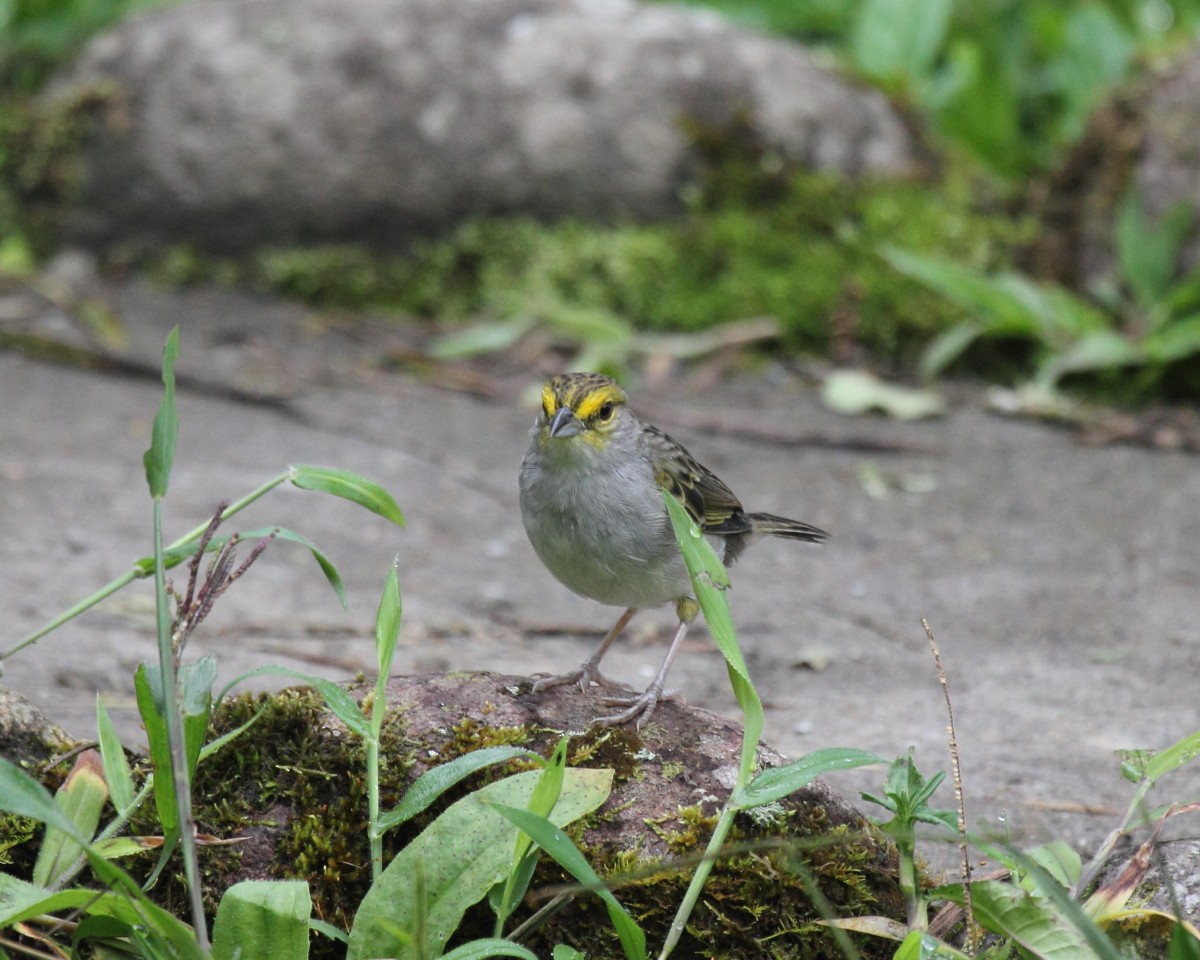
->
597, 401, 614, 422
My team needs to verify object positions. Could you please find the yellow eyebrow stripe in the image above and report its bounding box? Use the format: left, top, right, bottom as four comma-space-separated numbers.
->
574, 384, 624, 421
541, 384, 558, 418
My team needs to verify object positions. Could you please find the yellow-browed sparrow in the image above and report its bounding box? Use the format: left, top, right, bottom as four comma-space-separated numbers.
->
519, 372, 828, 728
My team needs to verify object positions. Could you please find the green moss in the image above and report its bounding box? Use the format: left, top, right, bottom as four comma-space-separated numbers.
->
124, 159, 1027, 376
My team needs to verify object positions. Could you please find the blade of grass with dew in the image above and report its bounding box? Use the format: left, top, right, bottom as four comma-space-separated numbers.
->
490, 804, 646, 960
660, 491, 763, 960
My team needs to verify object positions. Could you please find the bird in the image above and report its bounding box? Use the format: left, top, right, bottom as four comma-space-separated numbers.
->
518, 372, 828, 728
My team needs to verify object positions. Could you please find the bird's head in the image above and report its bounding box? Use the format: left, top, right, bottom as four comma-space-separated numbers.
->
535, 372, 630, 453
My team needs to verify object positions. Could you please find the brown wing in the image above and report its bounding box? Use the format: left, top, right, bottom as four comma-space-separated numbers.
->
643, 425, 752, 535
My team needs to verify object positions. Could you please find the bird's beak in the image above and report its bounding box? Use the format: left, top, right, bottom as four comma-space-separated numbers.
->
547, 407, 583, 439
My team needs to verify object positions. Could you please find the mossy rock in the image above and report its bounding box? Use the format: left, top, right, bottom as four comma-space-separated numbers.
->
132, 672, 905, 959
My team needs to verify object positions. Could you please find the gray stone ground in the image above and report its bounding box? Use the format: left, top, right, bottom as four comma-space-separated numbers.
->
2, 276, 1199, 878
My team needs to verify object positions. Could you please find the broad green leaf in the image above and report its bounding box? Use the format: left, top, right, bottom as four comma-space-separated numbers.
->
216, 665, 371, 739
143, 327, 180, 499
1021, 840, 1082, 892
552, 946, 586, 960
290, 464, 404, 526
430, 317, 535, 359
734, 748, 887, 809
492, 804, 646, 960
851, 0, 951, 83
375, 561, 402, 680
348, 768, 612, 960
1035, 330, 1144, 387
97, 694, 136, 812
1117, 190, 1193, 310
1144, 315, 1200, 363
378, 745, 543, 832
33, 750, 108, 887
441, 939, 539, 960
545, 304, 631, 344
136, 657, 216, 838
211, 880, 311, 960
935, 878, 1122, 960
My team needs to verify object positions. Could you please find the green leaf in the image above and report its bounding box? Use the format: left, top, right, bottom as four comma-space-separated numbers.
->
134, 656, 211, 840
33, 751, 108, 887
1021, 840, 1082, 891
553, 946, 587, 960
143, 526, 350, 610
211, 880, 312, 960
0, 846, 206, 959
1144, 314, 1200, 363
491, 804, 646, 960
96, 694, 136, 812
348, 768, 613, 960
143, 327, 180, 499
1142, 730, 1200, 784
1117, 190, 1194, 310
430, 317, 536, 359
935, 877, 1123, 960
734, 748, 887, 809
0, 759, 79, 837
290, 465, 404, 526
851, 0, 951, 83
378, 746, 543, 833
441, 939, 540, 960
663, 490, 763, 781
919, 322, 983, 379
375, 561, 402, 681
1035, 330, 1144, 387
217, 665, 371, 739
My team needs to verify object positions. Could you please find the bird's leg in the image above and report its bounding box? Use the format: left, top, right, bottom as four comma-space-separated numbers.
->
532, 607, 638, 693
595, 603, 695, 729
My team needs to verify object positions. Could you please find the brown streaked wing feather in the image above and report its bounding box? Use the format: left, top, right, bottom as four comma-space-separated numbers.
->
645, 425, 752, 535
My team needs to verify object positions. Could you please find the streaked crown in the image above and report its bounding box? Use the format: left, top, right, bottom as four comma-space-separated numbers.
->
541, 373, 628, 427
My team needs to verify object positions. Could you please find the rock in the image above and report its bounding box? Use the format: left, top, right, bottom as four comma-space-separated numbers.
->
140, 672, 903, 959
38, 0, 919, 253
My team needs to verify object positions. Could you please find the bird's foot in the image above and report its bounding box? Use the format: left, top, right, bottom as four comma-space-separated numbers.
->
532, 663, 618, 694
594, 683, 680, 729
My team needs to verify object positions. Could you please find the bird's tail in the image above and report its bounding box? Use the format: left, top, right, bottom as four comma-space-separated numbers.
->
747, 512, 829, 544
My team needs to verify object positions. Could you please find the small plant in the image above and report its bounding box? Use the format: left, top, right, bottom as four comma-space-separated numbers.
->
884, 189, 1200, 398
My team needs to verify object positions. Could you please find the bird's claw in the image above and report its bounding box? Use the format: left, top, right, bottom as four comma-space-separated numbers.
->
594, 683, 680, 729
532, 664, 618, 694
